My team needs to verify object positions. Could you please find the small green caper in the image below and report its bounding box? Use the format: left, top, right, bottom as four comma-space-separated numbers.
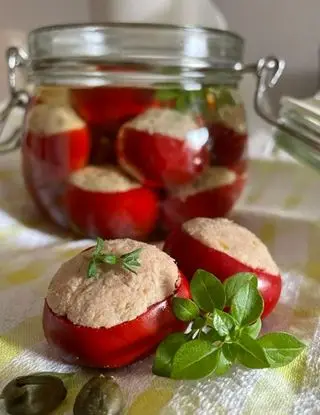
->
1, 374, 67, 415
73, 375, 124, 415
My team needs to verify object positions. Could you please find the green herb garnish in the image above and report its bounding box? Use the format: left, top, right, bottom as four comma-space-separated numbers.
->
155, 87, 207, 113
153, 270, 306, 380
87, 238, 142, 278
154, 85, 236, 114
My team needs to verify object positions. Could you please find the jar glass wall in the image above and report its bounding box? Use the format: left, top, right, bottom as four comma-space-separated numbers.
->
22, 81, 247, 240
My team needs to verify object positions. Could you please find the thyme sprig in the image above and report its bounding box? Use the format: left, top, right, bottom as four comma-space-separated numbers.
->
87, 238, 142, 278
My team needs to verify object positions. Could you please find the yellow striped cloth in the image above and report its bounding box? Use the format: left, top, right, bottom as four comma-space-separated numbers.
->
0, 151, 319, 414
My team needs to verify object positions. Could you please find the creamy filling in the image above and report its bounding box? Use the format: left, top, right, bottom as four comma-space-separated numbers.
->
46, 239, 179, 328
173, 167, 236, 200
218, 105, 247, 135
69, 165, 141, 192
27, 104, 85, 136
38, 87, 70, 106
126, 108, 206, 145
183, 217, 279, 275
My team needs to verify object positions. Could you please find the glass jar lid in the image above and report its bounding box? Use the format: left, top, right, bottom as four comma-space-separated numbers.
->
28, 23, 244, 69
26, 23, 244, 87
274, 96, 320, 171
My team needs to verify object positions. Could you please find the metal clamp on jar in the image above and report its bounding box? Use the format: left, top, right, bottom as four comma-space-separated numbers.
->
0, 23, 315, 240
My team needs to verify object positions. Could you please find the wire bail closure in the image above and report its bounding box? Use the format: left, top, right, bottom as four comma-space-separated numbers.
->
0, 47, 30, 153
254, 56, 320, 152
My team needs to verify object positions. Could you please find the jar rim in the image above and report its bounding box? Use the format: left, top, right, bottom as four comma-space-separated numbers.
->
28, 22, 243, 66
27, 22, 244, 87
29, 22, 244, 42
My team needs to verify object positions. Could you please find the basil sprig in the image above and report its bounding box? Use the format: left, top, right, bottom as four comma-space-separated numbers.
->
152, 270, 306, 380
87, 238, 142, 278
154, 85, 236, 113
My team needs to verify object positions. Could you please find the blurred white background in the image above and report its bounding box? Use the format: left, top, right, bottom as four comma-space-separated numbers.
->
0, 0, 318, 138
90, 0, 320, 102
0, 0, 89, 99
214, 0, 320, 106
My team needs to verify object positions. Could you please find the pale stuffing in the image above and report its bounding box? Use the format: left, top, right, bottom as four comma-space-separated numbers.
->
69, 165, 141, 192
173, 167, 236, 200
46, 239, 179, 328
38, 86, 70, 106
126, 107, 199, 140
183, 217, 279, 275
27, 103, 85, 135
218, 105, 247, 134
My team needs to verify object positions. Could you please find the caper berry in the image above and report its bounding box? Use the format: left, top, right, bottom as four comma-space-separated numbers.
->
73, 375, 123, 415
1, 374, 67, 415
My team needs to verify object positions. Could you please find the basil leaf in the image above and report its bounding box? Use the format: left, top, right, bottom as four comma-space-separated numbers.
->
199, 328, 224, 343
152, 333, 187, 377
176, 93, 189, 112
242, 318, 262, 339
172, 298, 200, 322
223, 343, 238, 362
171, 340, 219, 380
188, 90, 205, 105
237, 334, 270, 369
192, 317, 206, 330
95, 237, 104, 255
231, 282, 263, 326
224, 273, 258, 306
258, 332, 306, 368
215, 348, 233, 376
190, 270, 225, 312
155, 89, 180, 101
87, 260, 97, 278
212, 310, 236, 337
215, 88, 236, 108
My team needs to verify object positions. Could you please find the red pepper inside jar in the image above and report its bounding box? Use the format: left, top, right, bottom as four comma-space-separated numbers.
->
22, 88, 91, 227
0, 24, 286, 240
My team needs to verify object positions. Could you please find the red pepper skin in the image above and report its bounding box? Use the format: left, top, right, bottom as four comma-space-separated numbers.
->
70, 87, 153, 133
117, 126, 210, 188
24, 127, 90, 171
22, 127, 90, 228
66, 184, 159, 240
162, 176, 245, 231
164, 228, 282, 319
43, 272, 190, 368
209, 122, 248, 166
88, 126, 118, 165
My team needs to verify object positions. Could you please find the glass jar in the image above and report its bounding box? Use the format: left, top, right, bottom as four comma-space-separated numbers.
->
0, 23, 290, 241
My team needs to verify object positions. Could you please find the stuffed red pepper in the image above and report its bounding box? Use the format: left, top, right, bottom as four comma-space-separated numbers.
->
43, 238, 190, 368
164, 217, 282, 318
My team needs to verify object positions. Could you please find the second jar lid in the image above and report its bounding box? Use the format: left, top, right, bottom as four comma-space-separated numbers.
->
274, 96, 320, 171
